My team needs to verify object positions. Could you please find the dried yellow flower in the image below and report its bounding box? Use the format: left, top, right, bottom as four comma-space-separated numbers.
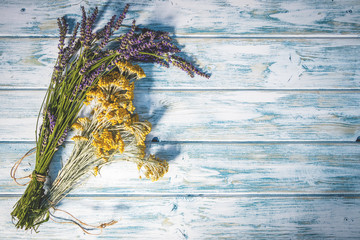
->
71, 122, 84, 131
92, 129, 124, 157
137, 155, 169, 182
93, 166, 99, 176
115, 61, 146, 79
71, 135, 89, 141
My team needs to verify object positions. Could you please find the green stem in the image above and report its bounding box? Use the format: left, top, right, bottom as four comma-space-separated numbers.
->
139, 51, 169, 61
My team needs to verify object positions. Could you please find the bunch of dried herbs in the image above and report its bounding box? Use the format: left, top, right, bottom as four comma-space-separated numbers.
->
11, 4, 209, 232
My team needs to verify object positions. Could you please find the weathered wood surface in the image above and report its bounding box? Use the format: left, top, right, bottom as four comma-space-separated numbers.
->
0, 0, 360, 36
1, 143, 360, 194
1, 38, 360, 89
1, 196, 360, 239
0, 0, 360, 238
0, 90, 359, 141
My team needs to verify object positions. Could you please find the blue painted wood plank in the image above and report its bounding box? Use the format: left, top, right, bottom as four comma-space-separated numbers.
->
0, 0, 360, 36
1, 196, 360, 239
1, 0, 359, 238
0, 90, 359, 141
1, 38, 360, 89
1, 143, 359, 194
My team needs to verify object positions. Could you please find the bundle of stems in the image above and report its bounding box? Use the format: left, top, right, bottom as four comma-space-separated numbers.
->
11, 4, 209, 231
33, 62, 168, 229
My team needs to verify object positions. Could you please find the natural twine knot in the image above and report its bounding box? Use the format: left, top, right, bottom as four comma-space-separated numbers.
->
99, 220, 118, 229
10, 147, 47, 185
11, 148, 117, 235
31, 171, 47, 183
10, 147, 36, 186
50, 207, 118, 235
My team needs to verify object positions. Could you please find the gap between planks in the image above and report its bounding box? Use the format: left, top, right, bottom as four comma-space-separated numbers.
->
2, 88, 360, 92
1, 193, 360, 198
0, 34, 359, 39
0, 140, 359, 145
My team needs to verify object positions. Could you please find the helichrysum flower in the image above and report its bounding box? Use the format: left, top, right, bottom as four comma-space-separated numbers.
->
71, 136, 89, 142
85, 61, 153, 159
138, 155, 169, 182
46, 62, 168, 215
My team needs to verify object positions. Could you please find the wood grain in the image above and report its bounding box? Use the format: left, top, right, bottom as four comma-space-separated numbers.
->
1, 38, 360, 89
1, 0, 360, 238
0, 90, 359, 141
1, 142, 360, 194
0, 0, 360, 36
1, 196, 360, 239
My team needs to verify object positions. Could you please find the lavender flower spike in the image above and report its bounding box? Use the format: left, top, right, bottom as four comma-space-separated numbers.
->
69, 22, 80, 48
57, 17, 67, 53
57, 127, 68, 147
113, 4, 130, 31
82, 63, 106, 90
84, 7, 99, 46
99, 15, 116, 50
47, 111, 57, 133
80, 6, 87, 42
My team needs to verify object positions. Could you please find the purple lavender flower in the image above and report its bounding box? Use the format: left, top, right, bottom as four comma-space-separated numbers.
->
88, 7, 98, 25
98, 15, 116, 50
79, 57, 102, 75
54, 65, 62, 72
84, 7, 98, 47
81, 63, 106, 90
69, 22, 80, 48
117, 20, 136, 53
57, 3, 209, 110
113, 4, 130, 31
57, 75, 65, 84
80, 6, 87, 42
54, 21, 81, 74
42, 134, 48, 148
47, 111, 57, 133
111, 21, 210, 78
171, 55, 210, 78
57, 17, 67, 53
57, 127, 69, 147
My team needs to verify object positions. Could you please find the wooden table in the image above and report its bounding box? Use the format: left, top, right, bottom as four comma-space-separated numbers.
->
1, 0, 359, 238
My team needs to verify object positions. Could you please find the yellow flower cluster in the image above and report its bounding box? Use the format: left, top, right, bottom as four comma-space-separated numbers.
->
116, 61, 146, 79
98, 71, 123, 88
93, 166, 99, 176
84, 62, 147, 159
72, 117, 91, 130
137, 155, 169, 182
71, 135, 89, 142
124, 120, 152, 147
71, 61, 168, 181
106, 108, 131, 125
71, 122, 84, 131
71, 117, 91, 142
77, 117, 91, 125
92, 129, 124, 157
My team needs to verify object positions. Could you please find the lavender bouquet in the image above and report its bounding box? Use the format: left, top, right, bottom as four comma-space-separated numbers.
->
11, 4, 209, 231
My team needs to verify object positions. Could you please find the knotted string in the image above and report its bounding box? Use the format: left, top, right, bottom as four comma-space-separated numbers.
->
11, 148, 118, 235
50, 207, 118, 235
10, 147, 47, 185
